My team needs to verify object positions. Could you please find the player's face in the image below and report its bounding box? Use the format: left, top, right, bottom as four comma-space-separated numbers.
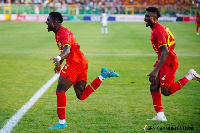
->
144, 11, 156, 28
45, 15, 55, 32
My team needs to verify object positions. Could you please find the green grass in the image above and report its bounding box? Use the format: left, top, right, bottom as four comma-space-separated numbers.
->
0, 22, 200, 133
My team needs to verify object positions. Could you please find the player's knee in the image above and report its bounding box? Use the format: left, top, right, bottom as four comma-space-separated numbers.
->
150, 84, 159, 93
76, 95, 82, 100
162, 92, 170, 96
79, 96, 87, 101
56, 83, 65, 92
75, 92, 85, 100
56, 85, 62, 92
78, 93, 88, 101
161, 88, 171, 96
74, 89, 85, 100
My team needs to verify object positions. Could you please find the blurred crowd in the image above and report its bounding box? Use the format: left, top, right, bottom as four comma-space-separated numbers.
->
1, 0, 199, 7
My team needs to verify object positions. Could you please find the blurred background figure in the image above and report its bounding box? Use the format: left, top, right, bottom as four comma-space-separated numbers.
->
100, 9, 108, 35
196, 11, 200, 35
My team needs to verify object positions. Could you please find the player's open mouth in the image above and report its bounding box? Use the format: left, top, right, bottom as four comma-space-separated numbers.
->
145, 21, 148, 26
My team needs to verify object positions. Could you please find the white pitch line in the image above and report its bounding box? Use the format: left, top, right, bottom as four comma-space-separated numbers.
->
85, 53, 200, 57
0, 74, 59, 133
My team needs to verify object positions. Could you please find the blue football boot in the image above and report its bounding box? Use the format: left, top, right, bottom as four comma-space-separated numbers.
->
101, 67, 119, 78
48, 123, 67, 129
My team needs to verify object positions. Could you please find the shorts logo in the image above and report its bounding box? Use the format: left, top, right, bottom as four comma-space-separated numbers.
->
61, 70, 66, 73
64, 65, 69, 69
161, 75, 166, 86
161, 75, 166, 81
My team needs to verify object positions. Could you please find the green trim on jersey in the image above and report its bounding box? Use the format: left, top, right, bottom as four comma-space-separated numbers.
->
158, 44, 167, 48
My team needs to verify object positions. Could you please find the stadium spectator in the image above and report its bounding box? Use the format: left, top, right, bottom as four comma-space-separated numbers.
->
197, 0, 200, 7
45, 12, 119, 129
144, 7, 200, 121
196, 11, 200, 35
1, 0, 198, 16
34, 4, 39, 14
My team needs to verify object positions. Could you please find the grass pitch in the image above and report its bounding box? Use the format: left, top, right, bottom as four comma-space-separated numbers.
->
0, 21, 200, 133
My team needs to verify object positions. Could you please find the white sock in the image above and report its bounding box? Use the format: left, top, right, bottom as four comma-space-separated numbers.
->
185, 75, 192, 80
157, 112, 165, 118
59, 119, 66, 124
99, 75, 105, 81
186, 75, 192, 80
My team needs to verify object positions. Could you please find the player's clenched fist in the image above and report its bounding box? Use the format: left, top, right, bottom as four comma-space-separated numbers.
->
54, 65, 62, 74
50, 57, 60, 65
50, 57, 61, 73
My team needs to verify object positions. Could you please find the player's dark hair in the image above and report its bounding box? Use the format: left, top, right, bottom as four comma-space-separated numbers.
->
49, 12, 63, 23
146, 7, 160, 19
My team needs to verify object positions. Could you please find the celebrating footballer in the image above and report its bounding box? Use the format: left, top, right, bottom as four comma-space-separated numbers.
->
144, 7, 200, 121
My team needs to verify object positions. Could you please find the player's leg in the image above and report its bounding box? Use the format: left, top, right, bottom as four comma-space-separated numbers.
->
147, 71, 167, 121
49, 75, 73, 129
73, 80, 87, 99
105, 25, 108, 35
101, 24, 104, 34
74, 79, 100, 100
197, 25, 199, 35
74, 67, 119, 100
162, 69, 200, 95
49, 64, 80, 129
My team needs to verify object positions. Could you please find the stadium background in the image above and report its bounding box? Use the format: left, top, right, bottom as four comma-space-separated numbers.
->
0, 0, 200, 22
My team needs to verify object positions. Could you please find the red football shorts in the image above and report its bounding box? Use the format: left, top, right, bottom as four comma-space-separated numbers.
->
60, 63, 88, 83
197, 23, 200, 27
159, 63, 178, 88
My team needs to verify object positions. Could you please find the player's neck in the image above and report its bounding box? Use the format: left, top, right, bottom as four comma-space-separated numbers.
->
54, 25, 62, 34
150, 22, 158, 29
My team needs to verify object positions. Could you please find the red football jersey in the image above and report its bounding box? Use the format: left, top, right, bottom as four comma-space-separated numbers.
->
55, 26, 89, 65
151, 23, 178, 67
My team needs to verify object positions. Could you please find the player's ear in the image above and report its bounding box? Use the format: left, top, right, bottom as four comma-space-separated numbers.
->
151, 14, 157, 22
52, 20, 58, 27
53, 20, 57, 24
